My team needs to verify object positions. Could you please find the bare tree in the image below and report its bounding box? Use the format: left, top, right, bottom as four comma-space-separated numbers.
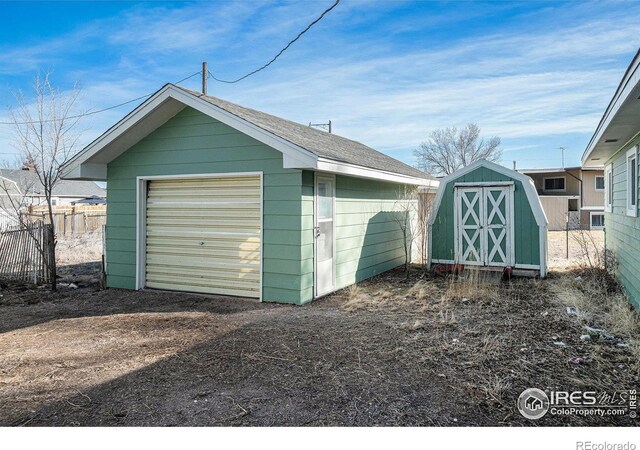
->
414, 123, 501, 176
417, 189, 435, 269
392, 185, 422, 275
1, 73, 83, 291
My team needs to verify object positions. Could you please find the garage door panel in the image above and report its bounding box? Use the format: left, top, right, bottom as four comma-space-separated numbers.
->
147, 210, 260, 223
146, 236, 260, 250
147, 266, 260, 282
146, 272, 259, 289
146, 227, 260, 236
146, 246, 259, 259
148, 178, 260, 190
145, 175, 261, 298
146, 254, 260, 271
145, 202, 260, 211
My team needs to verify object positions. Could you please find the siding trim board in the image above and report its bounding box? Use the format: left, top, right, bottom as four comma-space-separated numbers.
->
135, 171, 264, 300
625, 147, 638, 217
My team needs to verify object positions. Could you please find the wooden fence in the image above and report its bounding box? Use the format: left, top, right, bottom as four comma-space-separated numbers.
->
0, 222, 52, 283
21, 205, 106, 236
0, 210, 19, 231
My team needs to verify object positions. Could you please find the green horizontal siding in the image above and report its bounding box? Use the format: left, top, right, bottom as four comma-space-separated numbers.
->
431, 165, 540, 267
106, 107, 307, 304
333, 175, 409, 290
605, 143, 640, 308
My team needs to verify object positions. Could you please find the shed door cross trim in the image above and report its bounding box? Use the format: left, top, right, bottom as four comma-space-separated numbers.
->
455, 185, 513, 267
459, 189, 482, 263
485, 188, 508, 265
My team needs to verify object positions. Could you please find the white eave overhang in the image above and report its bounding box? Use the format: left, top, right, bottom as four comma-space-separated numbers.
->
62, 84, 436, 187
582, 50, 640, 166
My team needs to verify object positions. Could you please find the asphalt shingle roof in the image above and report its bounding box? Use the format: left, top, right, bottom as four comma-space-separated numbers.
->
0, 169, 105, 197
177, 86, 431, 180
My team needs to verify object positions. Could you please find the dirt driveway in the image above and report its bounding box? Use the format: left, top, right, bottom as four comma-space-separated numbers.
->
1, 264, 637, 427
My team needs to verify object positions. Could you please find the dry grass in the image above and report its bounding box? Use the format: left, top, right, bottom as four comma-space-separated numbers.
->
550, 269, 640, 374
548, 230, 604, 270
440, 268, 500, 304
548, 225, 640, 373
479, 374, 512, 406
56, 232, 102, 266
335, 266, 638, 425
1, 265, 637, 426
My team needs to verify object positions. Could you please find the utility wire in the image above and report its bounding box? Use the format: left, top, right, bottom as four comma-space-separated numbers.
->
208, 0, 340, 84
0, 0, 340, 125
0, 71, 202, 125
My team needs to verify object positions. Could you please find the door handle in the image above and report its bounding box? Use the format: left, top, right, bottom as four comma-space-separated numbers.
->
314, 226, 320, 238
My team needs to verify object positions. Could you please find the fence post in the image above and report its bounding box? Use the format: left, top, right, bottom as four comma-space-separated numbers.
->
101, 224, 107, 289
32, 222, 39, 284
42, 224, 55, 286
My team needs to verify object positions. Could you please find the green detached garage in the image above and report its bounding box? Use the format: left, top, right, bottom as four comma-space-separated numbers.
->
63, 84, 437, 304
428, 160, 548, 277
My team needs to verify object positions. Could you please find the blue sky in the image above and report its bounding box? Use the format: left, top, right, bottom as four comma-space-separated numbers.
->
0, 0, 638, 170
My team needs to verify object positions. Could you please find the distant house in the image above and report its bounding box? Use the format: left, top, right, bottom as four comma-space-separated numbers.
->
71, 195, 107, 206
519, 167, 605, 231
0, 168, 105, 207
582, 48, 640, 308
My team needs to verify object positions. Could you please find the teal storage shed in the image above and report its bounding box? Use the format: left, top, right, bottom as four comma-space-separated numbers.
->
428, 160, 548, 277
63, 84, 436, 304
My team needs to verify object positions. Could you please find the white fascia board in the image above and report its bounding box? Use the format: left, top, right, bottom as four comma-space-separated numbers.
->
519, 167, 580, 174
0, 175, 21, 195
62, 85, 318, 181
582, 52, 640, 165
61, 84, 434, 185
316, 158, 436, 186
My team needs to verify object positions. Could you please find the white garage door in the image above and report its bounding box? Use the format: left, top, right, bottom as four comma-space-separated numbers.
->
145, 175, 261, 298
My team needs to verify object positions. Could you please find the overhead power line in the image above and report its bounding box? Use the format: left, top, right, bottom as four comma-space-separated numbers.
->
0, 71, 202, 125
208, 0, 340, 84
0, 0, 341, 126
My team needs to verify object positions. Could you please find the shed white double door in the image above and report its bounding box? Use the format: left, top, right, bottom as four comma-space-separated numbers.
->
455, 185, 514, 266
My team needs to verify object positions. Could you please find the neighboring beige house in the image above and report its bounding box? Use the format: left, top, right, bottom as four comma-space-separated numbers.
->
519, 166, 604, 230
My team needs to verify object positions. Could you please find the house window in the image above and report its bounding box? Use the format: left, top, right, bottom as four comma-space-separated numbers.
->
590, 212, 605, 230
595, 175, 605, 191
604, 164, 613, 212
543, 177, 565, 191
627, 147, 637, 217
50, 198, 59, 206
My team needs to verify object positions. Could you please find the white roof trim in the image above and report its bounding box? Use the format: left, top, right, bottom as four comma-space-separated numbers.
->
62, 84, 431, 186
316, 158, 437, 186
519, 167, 580, 174
582, 50, 640, 165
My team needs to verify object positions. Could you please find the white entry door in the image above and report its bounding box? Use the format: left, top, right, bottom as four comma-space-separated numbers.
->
455, 185, 513, 266
315, 175, 335, 297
